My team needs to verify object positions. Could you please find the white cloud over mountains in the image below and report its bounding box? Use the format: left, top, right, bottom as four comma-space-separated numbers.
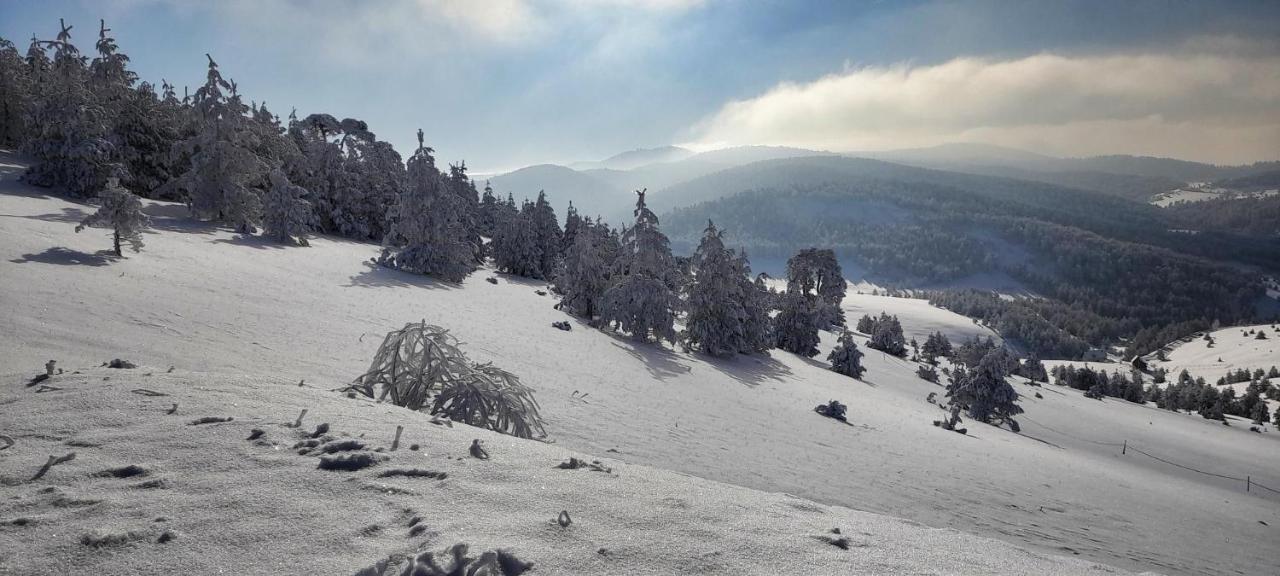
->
691, 44, 1280, 163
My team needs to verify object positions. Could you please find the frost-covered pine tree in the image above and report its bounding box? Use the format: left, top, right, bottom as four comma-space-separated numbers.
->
828, 330, 866, 378
921, 331, 952, 364
601, 189, 679, 343
946, 349, 1023, 428
0, 37, 31, 147
23, 20, 118, 198
530, 190, 562, 279
682, 221, 748, 357
561, 201, 582, 256
786, 248, 846, 329
378, 130, 476, 282
555, 222, 612, 320
492, 201, 542, 277
867, 313, 907, 356
262, 169, 311, 246
75, 180, 150, 256
735, 250, 773, 353
855, 314, 874, 334
774, 290, 820, 357
161, 54, 267, 232
478, 182, 500, 237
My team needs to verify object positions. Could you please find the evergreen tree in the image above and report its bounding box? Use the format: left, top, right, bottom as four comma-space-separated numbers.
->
492, 200, 542, 277
786, 248, 846, 329
561, 201, 582, 255
921, 331, 953, 364
478, 182, 500, 237
23, 20, 119, 198
855, 314, 874, 334
828, 330, 866, 378
682, 221, 749, 357
601, 190, 679, 343
161, 54, 266, 232
378, 130, 476, 282
530, 190, 562, 279
75, 180, 150, 256
867, 313, 907, 356
555, 222, 612, 320
946, 349, 1023, 428
262, 169, 311, 246
774, 290, 820, 357
1019, 355, 1048, 382
0, 37, 31, 147
735, 250, 773, 354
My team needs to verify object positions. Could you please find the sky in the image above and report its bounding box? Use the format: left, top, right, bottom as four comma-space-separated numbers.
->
3, 0, 1279, 172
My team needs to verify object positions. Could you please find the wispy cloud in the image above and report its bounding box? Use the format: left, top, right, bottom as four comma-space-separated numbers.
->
689, 41, 1280, 163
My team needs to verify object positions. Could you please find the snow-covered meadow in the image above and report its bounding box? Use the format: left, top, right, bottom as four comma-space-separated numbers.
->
2, 154, 1278, 575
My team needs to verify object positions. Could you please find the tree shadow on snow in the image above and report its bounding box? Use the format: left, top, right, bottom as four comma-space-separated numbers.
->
210, 234, 288, 250
703, 352, 794, 388
345, 260, 459, 290
143, 203, 220, 235
608, 335, 692, 381
5, 206, 91, 224
9, 246, 116, 267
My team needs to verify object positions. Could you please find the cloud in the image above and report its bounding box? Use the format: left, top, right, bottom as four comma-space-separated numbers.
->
689, 43, 1280, 164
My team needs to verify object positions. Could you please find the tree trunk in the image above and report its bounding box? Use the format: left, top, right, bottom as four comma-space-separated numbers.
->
113, 229, 122, 257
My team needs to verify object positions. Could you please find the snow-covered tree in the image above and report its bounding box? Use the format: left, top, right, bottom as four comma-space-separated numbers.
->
601, 189, 679, 343
23, 20, 119, 198
478, 182, 500, 238
262, 169, 310, 246
492, 200, 542, 277
946, 349, 1023, 428
161, 54, 267, 232
530, 190, 561, 278
378, 130, 476, 282
828, 330, 866, 378
0, 37, 31, 147
561, 201, 582, 255
1018, 354, 1048, 383
75, 180, 150, 256
921, 331, 953, 364
867, 313, 907, 356
774, 290, 820, 357
682, 221, 748, 357
555, 221, 612, 320
786, 248, 846, 329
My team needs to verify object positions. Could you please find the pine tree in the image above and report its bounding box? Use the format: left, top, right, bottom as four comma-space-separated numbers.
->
946, 349, 1023, 428
378, 130, 476, 282
1019, 354, 1047, 382
75, 180, 150, 256
682, 221, 748, 357
262, 169, 311, 246
492, 200, 543, 277
161, 54, 267, 232
530, 190, 562, 279
23, 19, 119, 198
867, 313, 907, 356
785, 248, 846, 329
0, 37, 31, 147
855, 314, 874, 334
601, 190, 679, 343
921, 331, 953, 364
828, 330, 866, 378
774, 290, 820, 357
478, 182, 500, 237
735, 250, 773, 354
561, 201, 582, 256
555, 223, 612, 320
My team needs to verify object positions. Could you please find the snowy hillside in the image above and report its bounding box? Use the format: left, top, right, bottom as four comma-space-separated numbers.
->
1145, 323, 1280, 397
2, 153, 1278, 575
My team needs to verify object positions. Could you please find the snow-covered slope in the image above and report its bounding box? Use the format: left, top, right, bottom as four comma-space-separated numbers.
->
1144, 323, 1280, 401
2, 153, 1277, 575
3, 368, 1123, 576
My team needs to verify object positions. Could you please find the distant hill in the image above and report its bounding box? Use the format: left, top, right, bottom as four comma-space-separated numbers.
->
482, 163, 625, 219
661, 155, 1280, 358
570, 145, 694, 171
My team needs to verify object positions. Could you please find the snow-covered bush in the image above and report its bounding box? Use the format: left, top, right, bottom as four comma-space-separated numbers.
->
348, 322, 545, 439
828, 330, 866, 378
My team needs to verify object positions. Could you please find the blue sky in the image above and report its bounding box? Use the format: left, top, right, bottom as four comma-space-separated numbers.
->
3, 0, 1278, 171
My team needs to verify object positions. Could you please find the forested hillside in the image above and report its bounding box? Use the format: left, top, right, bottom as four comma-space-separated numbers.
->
664, 156, 1280, 359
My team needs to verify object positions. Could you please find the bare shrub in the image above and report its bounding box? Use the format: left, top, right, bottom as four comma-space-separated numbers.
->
349, 322, 546, 439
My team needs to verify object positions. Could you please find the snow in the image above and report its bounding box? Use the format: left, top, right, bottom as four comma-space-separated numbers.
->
2, 151, 1278, 575
841, 292, 1002, 346
1143, 323, 1280, 405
